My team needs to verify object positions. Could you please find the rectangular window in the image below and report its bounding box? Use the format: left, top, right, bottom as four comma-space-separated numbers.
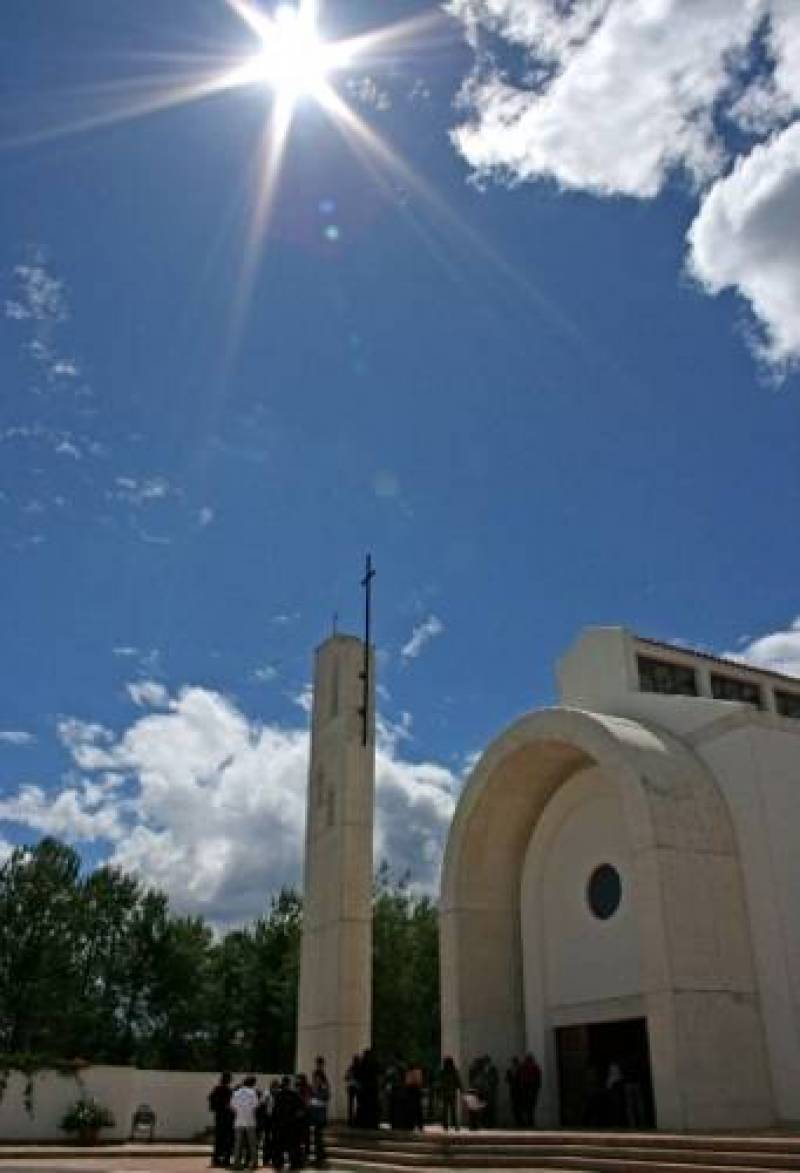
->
710, 673, 763, 708
637, 655, 698, 697
775, 690, 800, 719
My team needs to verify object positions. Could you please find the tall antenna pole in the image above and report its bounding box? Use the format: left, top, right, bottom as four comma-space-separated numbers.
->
360, 553, 376, 746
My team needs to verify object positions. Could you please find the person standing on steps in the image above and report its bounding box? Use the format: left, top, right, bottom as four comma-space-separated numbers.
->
310, 1056, 331, 1168
344, 1054, 360, 1128
505, 1057, 523, 1128
231, 1076, 260, 1170
518, 1053, 542, 1128
208, 1072, 234, 1168
440, 1057, 462, 1131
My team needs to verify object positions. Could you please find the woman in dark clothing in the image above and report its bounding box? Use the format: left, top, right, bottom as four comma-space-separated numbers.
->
345, 1055, 360, 1128
440, 1057, 462, 1131
272, 1077, 306, 1172
357, 1049, 381, 1129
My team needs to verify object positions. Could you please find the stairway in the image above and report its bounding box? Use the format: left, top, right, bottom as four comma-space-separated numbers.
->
326, 1127, 800, 1173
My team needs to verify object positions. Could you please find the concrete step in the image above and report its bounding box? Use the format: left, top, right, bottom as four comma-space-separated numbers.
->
328, 1146, 800, 1169
329, 1159, 800, 1173
328, 1133, 800, 1157
326, 1131, 800, 1173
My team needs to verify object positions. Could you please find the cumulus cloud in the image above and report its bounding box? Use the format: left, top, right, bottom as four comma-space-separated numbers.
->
688, 123, 800, 369
401, 614, 445, 661
733, 617, 800, 677
0, 686, 460, 923
448, 0, 800, 367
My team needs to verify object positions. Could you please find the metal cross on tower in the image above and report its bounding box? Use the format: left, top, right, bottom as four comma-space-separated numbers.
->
359, 552, 375, 746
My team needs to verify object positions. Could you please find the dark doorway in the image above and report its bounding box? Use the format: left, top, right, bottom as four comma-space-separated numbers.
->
555, 1016, 655, 1129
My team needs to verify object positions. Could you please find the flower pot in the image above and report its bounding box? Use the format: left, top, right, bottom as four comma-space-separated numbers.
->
77, 1127, 100, 1146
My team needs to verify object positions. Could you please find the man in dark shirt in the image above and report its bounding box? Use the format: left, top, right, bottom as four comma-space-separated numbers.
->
208, 1072, 234, 1167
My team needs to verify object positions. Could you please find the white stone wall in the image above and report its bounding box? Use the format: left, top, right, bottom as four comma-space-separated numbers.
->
520, 765, 642, 1126
0, 1067, 274, 1142
695, 719, 800, 1125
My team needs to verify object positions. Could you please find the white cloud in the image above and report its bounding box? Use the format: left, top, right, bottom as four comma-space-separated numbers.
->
112, 645, 163, 677
450, 0, 760, 197
733, 617, 800, 677
252, 663, 279, 684
0, 783, 126, 842
347, 75, 392, 111
111, 476, 171, 506
688, 123, 800, 369
0, 686, 461, 923
4, 250, 84, 383
401, 614, 445, 661
5, 258, 67, 323
293, 684, 314, 714
271, 611, 300, 626
0, 731, 35, 746
0, 838, 13, 864
127, 680, 170, 708
448, 0, 800, 367
198, 506, 215, 528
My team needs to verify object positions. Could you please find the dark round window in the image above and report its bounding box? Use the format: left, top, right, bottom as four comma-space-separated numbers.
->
587, 863, 621, 920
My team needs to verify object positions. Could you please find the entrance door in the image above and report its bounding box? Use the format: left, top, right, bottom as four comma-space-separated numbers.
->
555, 1016, 655, 1128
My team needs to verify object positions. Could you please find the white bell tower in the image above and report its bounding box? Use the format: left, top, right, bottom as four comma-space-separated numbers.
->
296, 630, 375, 1117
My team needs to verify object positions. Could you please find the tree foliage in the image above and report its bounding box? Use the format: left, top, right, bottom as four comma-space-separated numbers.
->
0, 840, 439, 1073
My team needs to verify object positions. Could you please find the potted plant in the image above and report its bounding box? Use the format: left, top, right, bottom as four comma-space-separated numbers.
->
60, 1097, 115, 1145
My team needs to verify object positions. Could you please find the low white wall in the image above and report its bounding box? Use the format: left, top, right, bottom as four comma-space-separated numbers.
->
0, 1067, 274, 1142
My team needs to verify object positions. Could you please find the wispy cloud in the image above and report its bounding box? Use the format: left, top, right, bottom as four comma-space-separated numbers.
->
401, 614, 445, 661
4, 247, 82, 384
271, 611, 300, 626
127, 680, 170, 708
112, 645, 163, 678
347, 75, 392, 111
292, 684, 313, 714
252, 663, 280, 684
110, 476, 172, 506
0, 731, 35, 747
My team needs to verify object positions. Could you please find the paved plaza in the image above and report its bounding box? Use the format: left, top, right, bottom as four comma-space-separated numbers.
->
0, 1150, 209, 1173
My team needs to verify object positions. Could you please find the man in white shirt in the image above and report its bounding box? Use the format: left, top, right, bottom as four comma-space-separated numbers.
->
231, 1076, 260, 1170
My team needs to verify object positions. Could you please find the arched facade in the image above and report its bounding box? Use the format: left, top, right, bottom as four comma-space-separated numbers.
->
440, 707, 773, 1130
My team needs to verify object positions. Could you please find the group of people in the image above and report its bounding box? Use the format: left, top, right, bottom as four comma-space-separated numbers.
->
344, 1051, 542, 1132
208, 1059, 330, 1171
506, 1054, 543, 1128
209, 1048, 543, 1160
441, 1053, 540, 1130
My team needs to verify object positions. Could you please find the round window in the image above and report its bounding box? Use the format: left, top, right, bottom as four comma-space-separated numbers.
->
587, 863, 621, 920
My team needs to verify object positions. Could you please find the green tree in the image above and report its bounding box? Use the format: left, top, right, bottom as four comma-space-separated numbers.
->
372, 862, 440, 1074
0, 839, 82, 1053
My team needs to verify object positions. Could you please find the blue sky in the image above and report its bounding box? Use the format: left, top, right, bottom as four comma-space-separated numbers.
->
1, 0, 799, 922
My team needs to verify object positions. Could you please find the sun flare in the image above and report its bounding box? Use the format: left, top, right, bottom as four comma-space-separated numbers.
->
231, 0, 348, 103
250, 4, 339, 98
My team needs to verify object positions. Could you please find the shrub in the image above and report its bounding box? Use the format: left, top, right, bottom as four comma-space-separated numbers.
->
60, 1098, 115, 1134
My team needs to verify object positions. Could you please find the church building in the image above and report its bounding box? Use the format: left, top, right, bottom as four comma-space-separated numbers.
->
440, 627, 800, 1131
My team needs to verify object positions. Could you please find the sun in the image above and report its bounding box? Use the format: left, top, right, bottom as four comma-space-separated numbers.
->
252, 5, 335, 98
232, 0, 348, 103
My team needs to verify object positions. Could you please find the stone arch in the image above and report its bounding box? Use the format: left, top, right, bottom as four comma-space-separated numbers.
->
440, 707, 772, 1130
